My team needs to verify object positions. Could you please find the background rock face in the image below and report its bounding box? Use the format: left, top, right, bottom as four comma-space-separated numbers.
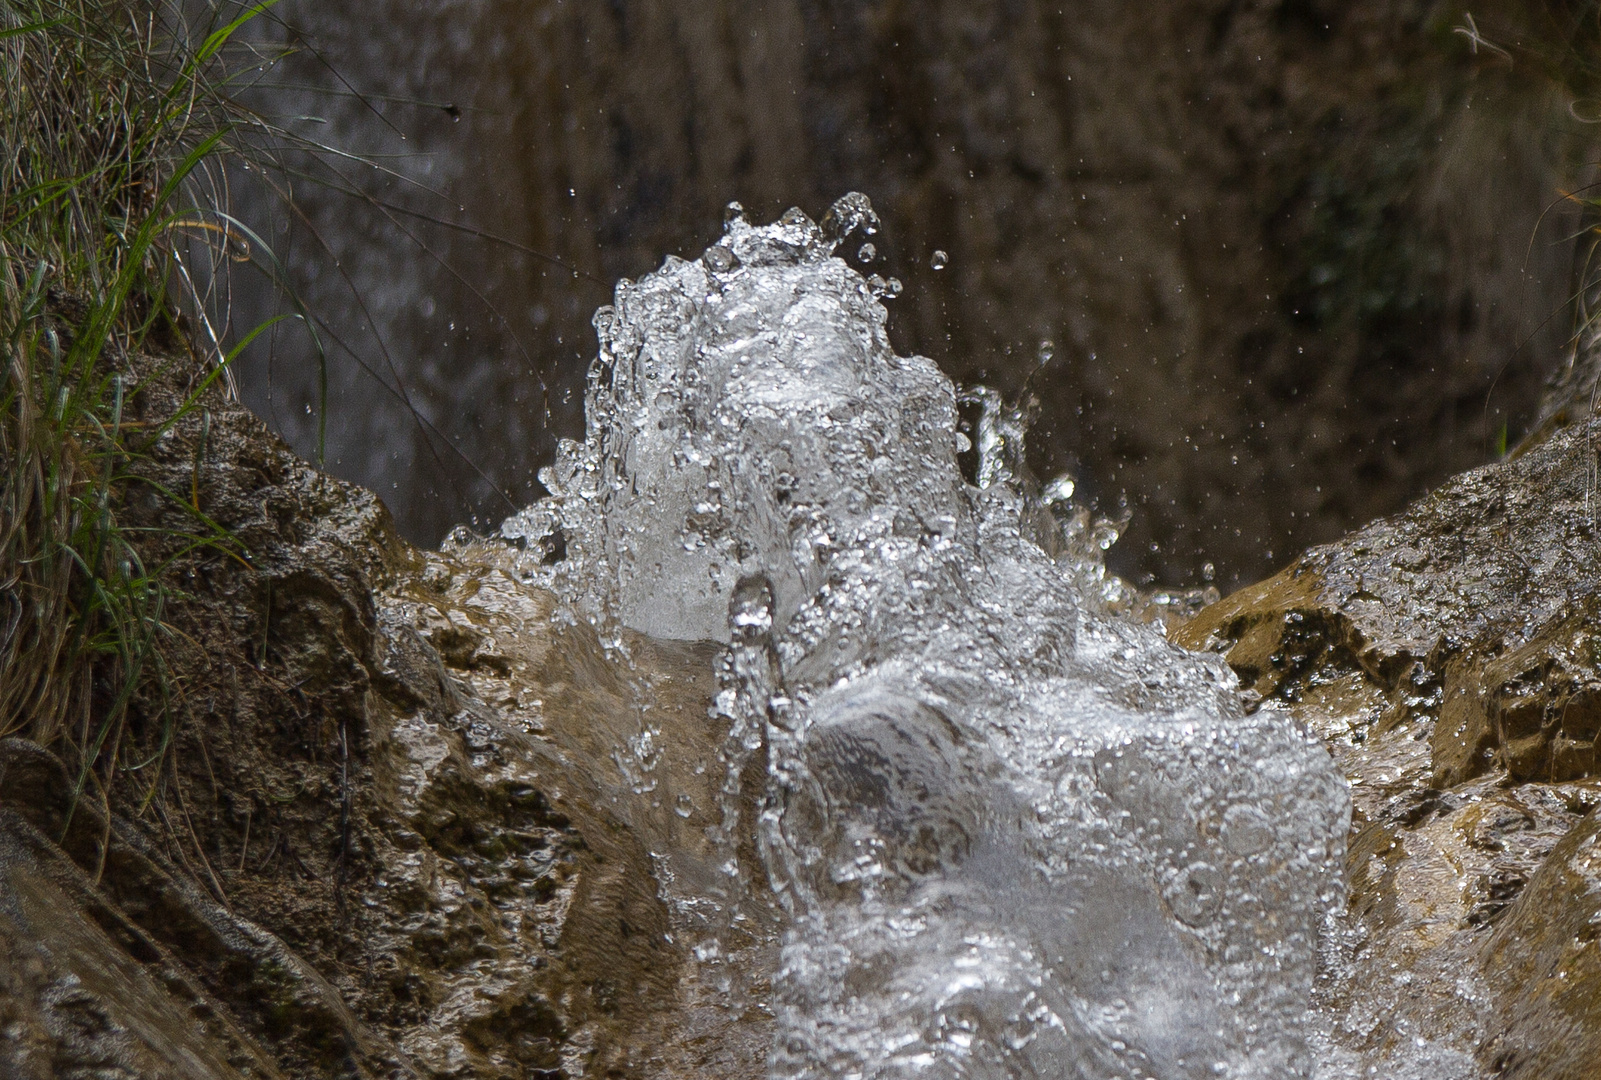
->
233, 0, 1593, 589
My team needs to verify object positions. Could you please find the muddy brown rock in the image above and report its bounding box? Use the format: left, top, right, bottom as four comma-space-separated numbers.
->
1479, 806, 1601, 1079
1176, 417, 1601, 790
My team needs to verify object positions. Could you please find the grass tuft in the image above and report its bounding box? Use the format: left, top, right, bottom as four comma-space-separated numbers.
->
0, 0, 289, 822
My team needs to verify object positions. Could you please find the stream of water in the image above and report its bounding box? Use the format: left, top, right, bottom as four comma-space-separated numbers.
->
491, 196, 1353, 1079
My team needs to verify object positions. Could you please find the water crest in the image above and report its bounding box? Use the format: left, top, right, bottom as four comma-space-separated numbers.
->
498, 195, 1350, 1079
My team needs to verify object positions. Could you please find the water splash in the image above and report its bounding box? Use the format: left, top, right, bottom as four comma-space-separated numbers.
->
497, 195, 1349, 1079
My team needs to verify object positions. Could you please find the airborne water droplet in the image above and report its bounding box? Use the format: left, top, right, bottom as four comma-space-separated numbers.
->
930, 249, 949, 270
857, 242, 876, 263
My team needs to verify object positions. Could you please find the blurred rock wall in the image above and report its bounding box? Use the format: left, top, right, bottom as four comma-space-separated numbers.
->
233, 0, 1596, 588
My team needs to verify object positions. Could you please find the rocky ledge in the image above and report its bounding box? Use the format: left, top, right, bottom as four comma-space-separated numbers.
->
0, 356, 765, 1079
1176, 409, 1601, 1078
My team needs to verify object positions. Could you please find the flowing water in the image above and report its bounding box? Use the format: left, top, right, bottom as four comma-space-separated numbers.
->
491, 196, 1351, 1079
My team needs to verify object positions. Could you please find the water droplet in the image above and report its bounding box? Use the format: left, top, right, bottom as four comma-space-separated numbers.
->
1037, 339, 1055, 366
724, 200, 747, 227
1202, 561, 1216, 582
675, 793, 694, 818
1042, 474, 1075, 505
930, 249, 949, 270
820, 191, 879, 248
857, 242, 877, 263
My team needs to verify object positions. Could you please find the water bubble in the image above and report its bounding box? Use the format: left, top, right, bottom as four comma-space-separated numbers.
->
1165, 862, 1225, 926
930, 249, 949, 270
857, 242, 877, 263
1221, 803, 1273, 856
703, 245, 738, 273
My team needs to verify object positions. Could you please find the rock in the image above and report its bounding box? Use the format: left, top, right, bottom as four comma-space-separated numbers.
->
1174, 409, 1601, 1076
0, 351, 758, 1078
1175, 418, 1601, 789
1479, 806, 1601, 1079
0, 802, 283, 1080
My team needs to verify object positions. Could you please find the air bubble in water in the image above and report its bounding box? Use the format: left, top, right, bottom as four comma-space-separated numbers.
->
703, 245, 738, 273
930, 249, 949, 270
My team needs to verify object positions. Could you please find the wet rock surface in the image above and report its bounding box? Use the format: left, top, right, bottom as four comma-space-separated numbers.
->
1176, 406, 1601, 1078
0, 356, 761, 1077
